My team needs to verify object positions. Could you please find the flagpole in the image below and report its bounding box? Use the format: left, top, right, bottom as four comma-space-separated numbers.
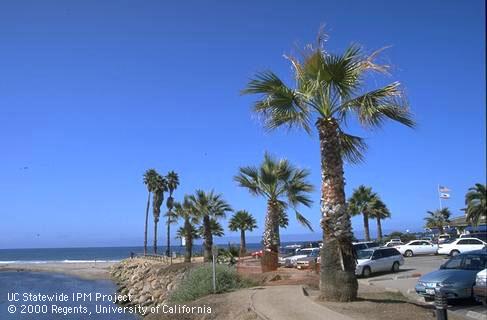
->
438, 184, 443, 210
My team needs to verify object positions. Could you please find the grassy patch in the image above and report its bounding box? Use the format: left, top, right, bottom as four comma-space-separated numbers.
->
169, 264, 255, 303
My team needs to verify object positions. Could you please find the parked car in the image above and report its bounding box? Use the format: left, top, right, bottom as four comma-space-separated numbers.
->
355, 247, 404, 277
438, 234, 452, 244
385, 241, 404, 247
278, 247, 298, 266
415, 249, 487, 301
251, 250, 263, 258
437, 238, 487, 256
473, 268, 487, 305
460, 232, 487, 242
284, 248, 319, 268
353, 241, 380, 252
396, 240, 438, 257
296, 250, 320, 269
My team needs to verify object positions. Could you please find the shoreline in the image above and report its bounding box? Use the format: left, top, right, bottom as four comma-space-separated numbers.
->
0, 261, 118, 280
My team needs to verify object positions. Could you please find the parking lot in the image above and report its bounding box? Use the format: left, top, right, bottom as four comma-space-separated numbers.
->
359, 255, 486, 320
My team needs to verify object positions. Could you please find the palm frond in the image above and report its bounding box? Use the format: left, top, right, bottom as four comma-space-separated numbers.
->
338, 131, 367, 164
340, 82, 415, 128
294, 210, 313, 231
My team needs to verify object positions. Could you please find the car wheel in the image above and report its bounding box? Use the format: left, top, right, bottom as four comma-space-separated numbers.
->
392, 261, 400, 273
362, 266, 372, 278
405, 250, 413, 257
450, 250, 460, 257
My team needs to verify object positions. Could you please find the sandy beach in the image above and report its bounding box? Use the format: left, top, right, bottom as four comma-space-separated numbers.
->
0, 261, 117, 280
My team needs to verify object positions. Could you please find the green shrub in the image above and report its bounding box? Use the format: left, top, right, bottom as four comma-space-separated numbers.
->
169, 264, 254, 303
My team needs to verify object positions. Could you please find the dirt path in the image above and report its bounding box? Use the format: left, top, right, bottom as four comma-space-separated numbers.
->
251, 285, 352, 320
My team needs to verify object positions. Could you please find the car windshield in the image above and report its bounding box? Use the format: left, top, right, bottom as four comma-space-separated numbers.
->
296, 249, 312, 255
357, 250, 374, 259
442, 254, 487, 271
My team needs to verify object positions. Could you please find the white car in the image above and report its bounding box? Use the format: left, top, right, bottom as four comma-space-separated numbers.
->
355, 247, 404, 277
437, 238, 486, 256
283, 248, 319, 268
396, 240, 438, 257
385, 240, 404, 247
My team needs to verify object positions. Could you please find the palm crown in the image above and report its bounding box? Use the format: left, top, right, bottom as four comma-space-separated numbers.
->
234, 153, 314, 230
368, 197, 390, 220
464, 183, 486, 226
242, 36, 414, 163
425, 208, 451, 232
143, 169, 159, 192
189, 190, 232, 219
348, 185, 377, 216
229, 210, 258, 232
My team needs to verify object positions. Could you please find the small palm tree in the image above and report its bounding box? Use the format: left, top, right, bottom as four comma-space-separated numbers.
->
152, 173, 168, 254
143, 169, 158, 255
425, 208, 451, 234
165, 171, 180, 257
368, 197, 390, 242
228, 210, 258, 256
189, 190, 232, 262
174, 196, 199, 262
242, 32, 414, 300
235, 153, 313, 271
464, 184, 486, 226
348, 185, 377, 241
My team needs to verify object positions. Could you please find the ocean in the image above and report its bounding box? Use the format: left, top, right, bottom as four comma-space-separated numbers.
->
0, 244, 262, 264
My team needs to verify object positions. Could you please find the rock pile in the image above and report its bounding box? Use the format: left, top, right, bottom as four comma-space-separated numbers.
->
110, 258, 192, 309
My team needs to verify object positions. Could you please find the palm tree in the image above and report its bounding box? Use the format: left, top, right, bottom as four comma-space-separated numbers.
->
198, 218, 225, 238
464, 184, 486, 226
424, 208, 451, 234
189, 190, 232, 262
242, 33, 414, 300
165, 171, 180, 257
174, 196, 199, 262
228, 210, 258, 256
152, 173, 168, 254
348, 185, 377, 241
234, 153, 313, 271
143, 169, 158, 255
368, 197, 390, 242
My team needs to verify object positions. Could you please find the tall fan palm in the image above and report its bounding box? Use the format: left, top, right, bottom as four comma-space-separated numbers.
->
143, 169, 158, 255
348, 186, 377, 241
464, 184, 486, 226
228, 210, 258, 256
152, 173, 168, 254
242, 33, 414, 300
234, 153, 313, 271
424, 208, 451, 234
189, 190, 232, 262
368, 197, 390, 242
174, 196, 199, 262
165, 171, 180, 257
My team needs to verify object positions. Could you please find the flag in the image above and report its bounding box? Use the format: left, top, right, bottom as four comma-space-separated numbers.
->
440, 193, 451, 199
439, 186, 451, 193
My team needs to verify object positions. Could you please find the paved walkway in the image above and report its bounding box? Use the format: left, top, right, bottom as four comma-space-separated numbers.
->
250, 285, 353, 320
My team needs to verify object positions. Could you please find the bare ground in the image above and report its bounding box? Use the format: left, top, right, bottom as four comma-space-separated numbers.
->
145, 288, 259, 320
310, 284, 465, 320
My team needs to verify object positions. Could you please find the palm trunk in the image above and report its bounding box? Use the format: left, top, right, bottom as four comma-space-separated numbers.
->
262, 200, 280, 272
363, 212, 370, 241
318, 119, 358, 302
144, 192, 151, 255
240, 229, 246, 257
376, 217, 383, 242
184, 217, 192, 263
166, 193, 173, 257
153, 218, 158, 254
203, 215, 213, 262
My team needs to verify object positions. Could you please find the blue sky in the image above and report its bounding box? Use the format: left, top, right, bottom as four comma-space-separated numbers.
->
0, 0, 485, 249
